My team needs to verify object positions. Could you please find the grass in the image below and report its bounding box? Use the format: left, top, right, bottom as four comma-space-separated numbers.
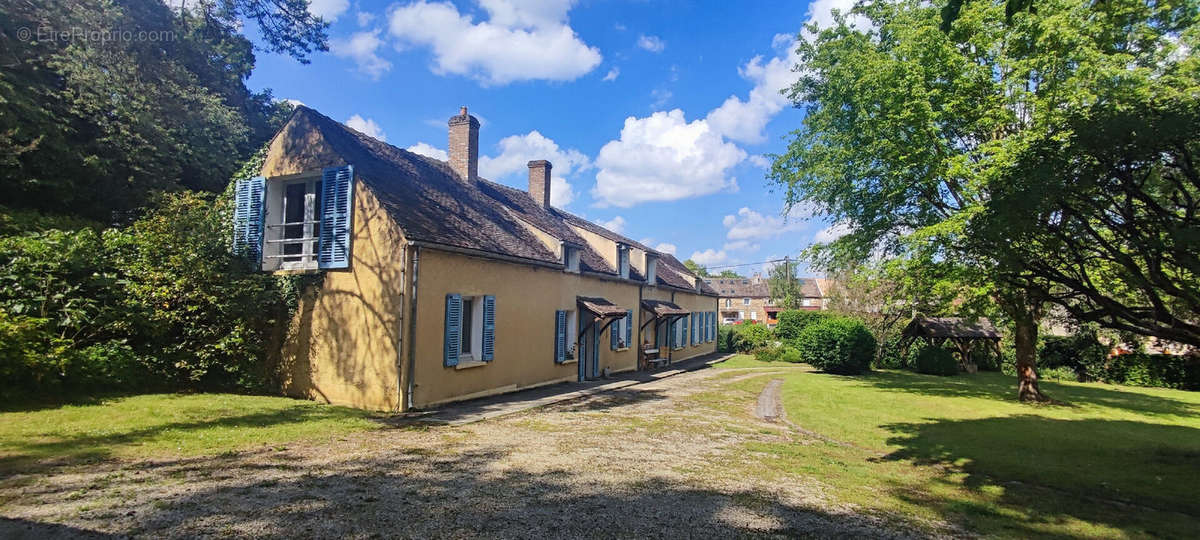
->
712, 356, 1200, 538
0, 393, 380, 472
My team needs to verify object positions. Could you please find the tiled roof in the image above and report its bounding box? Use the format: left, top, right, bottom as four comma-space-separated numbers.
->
704, 276, 822, 298
641, 299, 689, 317
290, 106, 713, 294
578, 296, 628, 318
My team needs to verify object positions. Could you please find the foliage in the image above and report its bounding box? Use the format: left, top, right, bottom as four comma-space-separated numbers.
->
765, 259, 808, 310
0, 0, 295, 220
775, 310, 832, 344
729, 323, 774, 353
682, 259, 711, 277
0, 187, 309, 397
717, 324, 737, 353
876, 335, 915, 369
715, 270, 742, 278
769, 0, 1200, 398
913, 346, 959, 376
752, 344, 803, 363
795, 317, 876, 375
1038, 327, 1107, 374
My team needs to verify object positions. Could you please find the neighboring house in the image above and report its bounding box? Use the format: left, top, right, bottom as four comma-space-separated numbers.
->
232, 106, 719, 411
703, 274, 824, 326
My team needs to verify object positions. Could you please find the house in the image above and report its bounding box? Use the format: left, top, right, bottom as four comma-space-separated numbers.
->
704, 274, 824, 325
232, 106, 719, 411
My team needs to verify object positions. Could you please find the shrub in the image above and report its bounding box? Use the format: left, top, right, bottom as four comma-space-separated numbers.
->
780, 346, 802, 363
717, 324, 737, 352
1038, 365, 1080, 382
731, 323, 774, 352
775, 310, 832, 344
875, 335, 911, 369
913, 346, 959, 376
753, 344, 783, 362
795, 317, 876, 375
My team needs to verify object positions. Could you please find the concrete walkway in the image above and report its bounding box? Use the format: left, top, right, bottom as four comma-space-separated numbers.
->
395, 352, 735, 426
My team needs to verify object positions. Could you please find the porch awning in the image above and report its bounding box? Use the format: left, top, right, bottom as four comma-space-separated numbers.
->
577, 296, 628, 318
641, 299, 689, 318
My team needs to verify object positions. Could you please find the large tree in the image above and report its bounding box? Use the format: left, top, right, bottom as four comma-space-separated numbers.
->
771, 0, 1198, 400
0, 0, 320, 220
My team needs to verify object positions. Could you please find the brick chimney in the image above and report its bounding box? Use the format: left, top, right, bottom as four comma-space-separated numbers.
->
528, 160, 552, 208
448, 106, 479, 183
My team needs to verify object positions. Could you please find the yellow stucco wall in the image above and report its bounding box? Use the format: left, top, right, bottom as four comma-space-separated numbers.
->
641, 286, 719, 363
411, 248, 652, 407
265, 116, 406, 412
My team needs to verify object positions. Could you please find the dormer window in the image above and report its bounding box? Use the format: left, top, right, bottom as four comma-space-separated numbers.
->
645, 254, 658, 284
617, 244, 630, 279
232, 165, 355, 272
563, 244, 581, 273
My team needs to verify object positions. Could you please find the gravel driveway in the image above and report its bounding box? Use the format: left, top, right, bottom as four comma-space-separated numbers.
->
0, 368, 918, 539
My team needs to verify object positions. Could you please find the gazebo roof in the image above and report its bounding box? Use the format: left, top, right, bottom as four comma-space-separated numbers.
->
903, 317, 1002, 340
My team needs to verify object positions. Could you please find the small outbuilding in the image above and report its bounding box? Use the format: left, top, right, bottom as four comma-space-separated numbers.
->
899, 316, 1003, 371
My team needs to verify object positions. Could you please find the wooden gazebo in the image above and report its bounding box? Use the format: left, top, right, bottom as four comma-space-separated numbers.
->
898, 316, 1003, 372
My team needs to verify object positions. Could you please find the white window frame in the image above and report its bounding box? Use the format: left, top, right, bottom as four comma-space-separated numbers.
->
564, 309, 579, 362
645, 255, 658, 284
750, 311, 758, 320
564, 245, 581, 273
617, 245, 630, 279
743, 297, 751, 305
739, 311, 746, 320
262, 172, 322, 272
458, 295, 484, 363
614, 315, 630, 350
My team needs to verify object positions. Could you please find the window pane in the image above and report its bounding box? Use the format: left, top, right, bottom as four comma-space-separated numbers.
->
283, 183, 307, 261
461, 299, 474, 354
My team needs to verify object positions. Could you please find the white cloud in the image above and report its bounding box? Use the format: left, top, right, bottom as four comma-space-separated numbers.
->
602, 67, 619, 81
653, 242, 677, 255
387, 0, 602, 85
722, 240, 759, 252
704, 41, 798, 144
309, 0, 349, 21
406, 142, 448, 160
723, 207, 804, 241
357, 11, 376, 26
747, 154, 771, 169
479, 130, 590, 208
331, 31, 392, 79
593, 109, 745, 207
689, 249, 728, 266
345, 114, 387, 141
814, 222, 852, 243
598, 216, 626, 234
637, 34, 665, 52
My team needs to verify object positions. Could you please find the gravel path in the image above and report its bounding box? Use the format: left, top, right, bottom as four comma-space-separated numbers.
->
0, 368, 921, 539
754, 379, 785, 422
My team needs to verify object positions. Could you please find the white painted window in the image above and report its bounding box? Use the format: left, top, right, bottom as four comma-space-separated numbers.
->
617, 245, 630, 279
565, 309, 578, 361
459, 296, 484, 362
803, 297, 816, 307
739, 311, 746, 320
743, 297, 751, 305
564, 246, 581, 273
263, 175, 322, 271
646, 255, 658, 284
750, 311, 758, 320
614, 315, 629, 349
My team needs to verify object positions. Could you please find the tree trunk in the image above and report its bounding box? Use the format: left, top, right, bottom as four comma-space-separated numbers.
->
998, 287, 1052, 403
1012, 310, 1048, 402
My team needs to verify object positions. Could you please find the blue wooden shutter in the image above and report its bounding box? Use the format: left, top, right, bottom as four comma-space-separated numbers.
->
232, 176, 266, 263
692, 313, 698, 345
443, 294, 462, 367
554, 310, 566, 363
625, 310, 633, 349
481, 295, 495, 361
610, 314, 619, 350
681, 315, 688, 347
318, 165, 354, 269
709, 312, 715, 342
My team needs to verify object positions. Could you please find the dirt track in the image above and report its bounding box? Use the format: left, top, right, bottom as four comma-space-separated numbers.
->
0, 368, 918, 539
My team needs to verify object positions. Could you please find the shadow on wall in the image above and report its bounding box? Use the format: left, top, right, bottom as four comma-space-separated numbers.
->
879, 415, 1200, 524
860, 370, 1199, 418
4, 444, 906, 538
274, 194, 406, 410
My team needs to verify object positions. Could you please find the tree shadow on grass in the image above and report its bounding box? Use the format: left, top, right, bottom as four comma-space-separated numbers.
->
861, 370, 1200, 418
878, 416, 1200, 536
0, 405, 372, 477
6, 444, 917, 539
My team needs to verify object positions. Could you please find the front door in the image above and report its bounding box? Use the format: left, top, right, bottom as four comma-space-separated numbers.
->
577, 313, 601, 382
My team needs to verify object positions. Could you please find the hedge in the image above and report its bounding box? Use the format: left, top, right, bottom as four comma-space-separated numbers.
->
795, 317, 876, 375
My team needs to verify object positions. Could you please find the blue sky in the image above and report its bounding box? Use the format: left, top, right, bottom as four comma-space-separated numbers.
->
245, 0, 856, 277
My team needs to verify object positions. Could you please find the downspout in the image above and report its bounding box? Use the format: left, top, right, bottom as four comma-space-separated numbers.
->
405, 245, 420, 411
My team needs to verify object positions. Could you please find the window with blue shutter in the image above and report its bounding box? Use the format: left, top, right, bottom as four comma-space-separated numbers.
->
611, 315, 619, 350
318, 165, 354, 269
625, 310, 633, 349
232, 176, 266, 262
443, 294, 462, 367
709, 312, 715, 342
481, 295, 495, 361
681, 315, 688, 348
692, 313, 699, 345
554, 310, 566, 363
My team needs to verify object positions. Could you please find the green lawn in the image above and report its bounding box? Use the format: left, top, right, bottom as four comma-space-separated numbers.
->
713, 356, 1200, 538
0, 394, 380, 472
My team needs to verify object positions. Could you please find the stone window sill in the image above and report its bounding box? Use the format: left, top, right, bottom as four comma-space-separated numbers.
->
455, 359, 488, 370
